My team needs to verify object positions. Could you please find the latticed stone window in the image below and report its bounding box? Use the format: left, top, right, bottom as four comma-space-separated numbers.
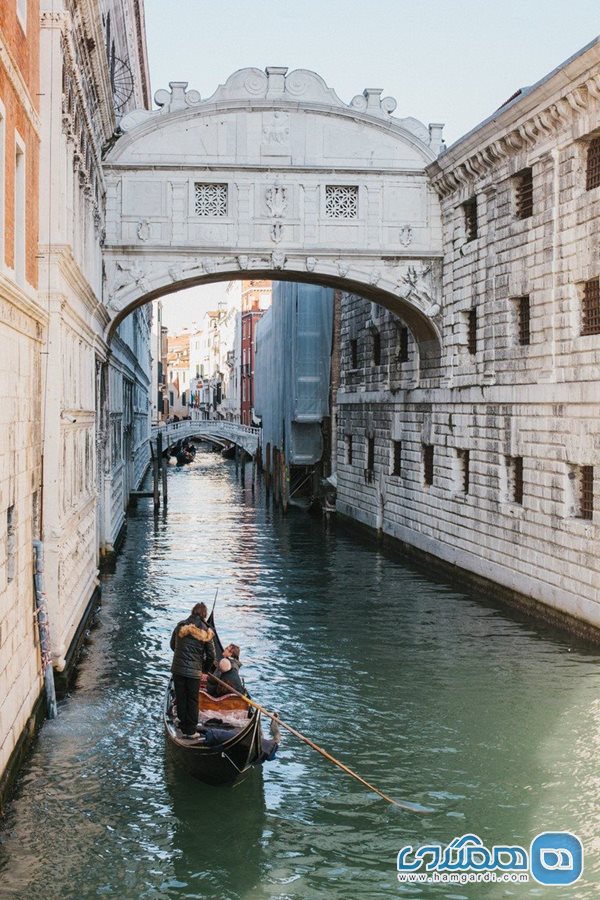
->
581, 277, 600, 336
325, 185, 358, 218
514, 168, 533, 219
506, 456, 524, 504
586, 137, 600, 190
423, 444, 434, 486
463, 197, 478, 241
194, 183, 228, 216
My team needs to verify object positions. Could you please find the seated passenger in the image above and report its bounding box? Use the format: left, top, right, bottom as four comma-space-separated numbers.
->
207, 647, 246, 697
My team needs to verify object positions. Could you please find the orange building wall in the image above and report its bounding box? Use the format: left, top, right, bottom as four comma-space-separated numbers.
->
0, 0, 40, 287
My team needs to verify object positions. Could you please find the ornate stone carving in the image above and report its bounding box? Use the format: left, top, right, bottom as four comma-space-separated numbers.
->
237, 255, 249, 270
136, 220, 150, 241
369, 268, 382, 286
306, 257, 317, 272
202, 259, 216, 275
337, 260, 349, 277
399, 225, 413, 247
263, 112, 290, 145
271, 250, 286, 270
398, 265, 439, 314
265, 182, 288, 218
168, 265, 182, 282
271, 222, 283, 243
107, 261, 148, 306
154, 82, 201, 113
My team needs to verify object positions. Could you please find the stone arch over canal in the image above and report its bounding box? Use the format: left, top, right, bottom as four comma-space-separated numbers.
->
102, 66, 445, 376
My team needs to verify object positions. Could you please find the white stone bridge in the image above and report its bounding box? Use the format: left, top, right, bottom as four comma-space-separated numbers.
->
151, 420, 260, 458
103, 65, 445, 376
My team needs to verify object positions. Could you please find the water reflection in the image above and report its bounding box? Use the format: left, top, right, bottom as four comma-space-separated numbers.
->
0, 447, 598, 899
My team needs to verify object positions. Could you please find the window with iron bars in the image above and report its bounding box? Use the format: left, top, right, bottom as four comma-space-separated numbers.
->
581, 277, 600, 336
346, 434, 353, 465
350, 338, 358, 369
397, 326, 409, 363
467, 308, 477, 355
514, 168, 533, 219
367, 436, 375, 473
586, 137, 600, 191
569, 464, 594, 520
423, 444, 434, 486
506, 456, 524, 505
456, 449, 470, 495
516, 295, 531, 345
391, 440, 402, 476
463, 198, 478, 242
372, 330, 381, 366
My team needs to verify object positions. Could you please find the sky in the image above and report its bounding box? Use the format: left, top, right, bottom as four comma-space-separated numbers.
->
143, 0, 599, 331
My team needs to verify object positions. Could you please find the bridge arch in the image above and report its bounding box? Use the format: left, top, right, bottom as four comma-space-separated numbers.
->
102, 66, 445, 373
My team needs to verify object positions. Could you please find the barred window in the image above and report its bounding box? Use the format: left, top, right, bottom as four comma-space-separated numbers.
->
423, 444, 434, 486
350, 338, 358, 369
569, 464, 594, 520
581, 277, 600, 336
372, 330, 381, 366
194, 183, 228, 216
391, 440, 402, 477
467, 308, 477, 355
398, 326, 409, 363
346, 435, 353, 465
325, 185, 358, 218
516, 295, 531, 345
514, 168, 533, 219
507, 456, 524, 505
457, 449, 470, 494
463, 198, 478, 241
586, 137, 600, 191
367, 436, 375, 473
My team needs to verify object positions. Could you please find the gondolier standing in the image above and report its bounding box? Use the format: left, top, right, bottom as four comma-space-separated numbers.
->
170, 603, 216, 738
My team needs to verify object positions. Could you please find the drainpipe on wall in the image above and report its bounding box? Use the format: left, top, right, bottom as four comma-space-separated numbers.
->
32, 540, 58, 719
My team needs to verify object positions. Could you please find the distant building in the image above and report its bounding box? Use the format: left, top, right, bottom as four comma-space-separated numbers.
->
255, 283, 334, 506
241, 280, 271, 425
151, 301, 168, 422
167, 331, 191, 416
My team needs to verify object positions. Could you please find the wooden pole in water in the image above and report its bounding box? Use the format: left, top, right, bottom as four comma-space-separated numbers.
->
205, 673, 433, 814
157, 431, 167, 507
152, 443, 160, 514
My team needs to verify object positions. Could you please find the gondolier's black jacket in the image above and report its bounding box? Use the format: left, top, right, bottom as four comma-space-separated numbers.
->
170, 614, 216, 678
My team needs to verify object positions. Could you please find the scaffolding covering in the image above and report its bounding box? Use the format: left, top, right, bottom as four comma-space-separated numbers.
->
255, 282, 334, 465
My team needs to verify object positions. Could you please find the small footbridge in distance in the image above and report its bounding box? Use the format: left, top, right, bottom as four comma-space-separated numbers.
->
151, 420, 260, 458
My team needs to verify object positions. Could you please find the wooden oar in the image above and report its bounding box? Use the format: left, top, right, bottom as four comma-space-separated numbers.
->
206, 672, 434, 814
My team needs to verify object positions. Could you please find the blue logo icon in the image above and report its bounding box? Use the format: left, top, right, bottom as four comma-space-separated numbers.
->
530, 832, 583, 886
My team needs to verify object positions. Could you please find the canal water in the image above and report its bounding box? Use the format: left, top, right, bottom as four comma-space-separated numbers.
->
0, 448, 598, 899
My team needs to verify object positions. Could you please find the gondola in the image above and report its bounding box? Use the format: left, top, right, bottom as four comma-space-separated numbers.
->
164, 617, 278, 785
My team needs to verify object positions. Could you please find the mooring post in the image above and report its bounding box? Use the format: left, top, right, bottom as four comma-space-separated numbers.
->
157, 431, 167, 507
240, 452, 246, 486
153, 441, 160, 514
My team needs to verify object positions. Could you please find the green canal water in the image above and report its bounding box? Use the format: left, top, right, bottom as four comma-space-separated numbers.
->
0, 448, 598, 899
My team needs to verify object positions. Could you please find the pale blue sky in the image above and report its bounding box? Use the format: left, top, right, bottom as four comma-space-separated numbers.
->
144, 0, 599, 330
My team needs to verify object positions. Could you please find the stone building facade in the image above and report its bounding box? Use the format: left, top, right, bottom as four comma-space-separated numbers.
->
336, 39, 600, 634
0, 0, 45, 792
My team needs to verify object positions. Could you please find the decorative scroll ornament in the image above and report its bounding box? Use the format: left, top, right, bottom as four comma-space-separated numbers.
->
306, 256, 317, 272
136, 220, 150, 241
107, 261, 148, 306
399, 225, 413, 247
272, 250, 286, 269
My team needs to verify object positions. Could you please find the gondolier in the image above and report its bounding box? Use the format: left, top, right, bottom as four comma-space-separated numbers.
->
170, 602, 216, 738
